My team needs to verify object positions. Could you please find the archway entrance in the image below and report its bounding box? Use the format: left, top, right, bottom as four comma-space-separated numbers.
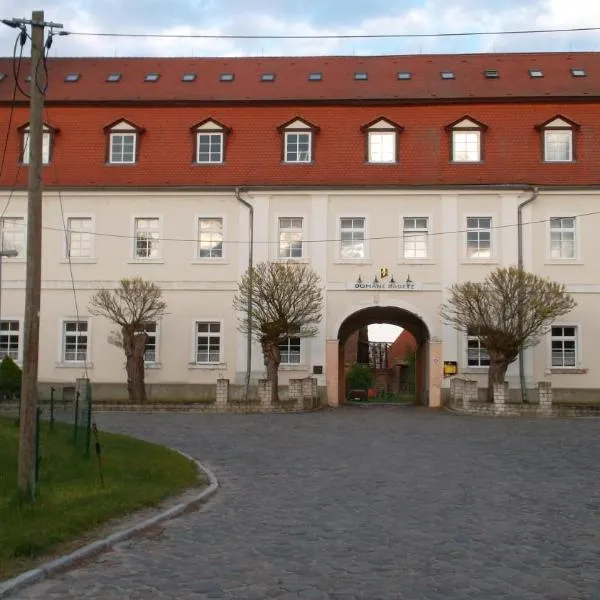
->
326, 305, 442, 408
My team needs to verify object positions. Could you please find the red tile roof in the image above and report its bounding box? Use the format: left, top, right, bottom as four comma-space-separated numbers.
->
1, 101, 599, 188
0, 52, 599, 104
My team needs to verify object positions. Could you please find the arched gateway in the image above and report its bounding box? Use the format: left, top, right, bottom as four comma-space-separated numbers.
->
325, 304, 443, 407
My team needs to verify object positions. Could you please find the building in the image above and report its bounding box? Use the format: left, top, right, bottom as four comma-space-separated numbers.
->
343, 328, 370, 367
0, 52, 598, 405
387, 331, 417, 369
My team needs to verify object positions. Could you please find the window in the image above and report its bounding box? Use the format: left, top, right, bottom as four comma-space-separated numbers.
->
441, 71, 455, 79
261, 73, 275, 81
134, 218, 160, 259
192, 119, 230, 164
66, 217, 93, 258
544, 130, 572, 162
220, 73, 234, 82
182, 73, 197, 82
551, 326, 577, 367
403, 217, 428, 259
467, 327, 490, 367
195, 322, 221, 364
144, 73, 160, 82
537, 116, 578, 163
308, 72, 322, 81
484, 69, 499, 78
0, 320, 19, 360
63, 321, 88, 363
362, 118, 402, 163
368, 132, 396, 163
285, 132, 311, 163
105, 119, 142, 165
354, 72, 368, 80
64, 73, 80, 82
452, 131, 481, 162
340, 217, 366, 259
466, 217, 492, 259
529, 68, 543, 78
198, 218, 223, 258
280, 337, 301, 365
571, 68, 586, 77
106, 73, 121, 82
22, 128, 51, 164
550, 217, 576, 259
110, 132, 136, 164
447, 117, 486, 162
142, 322, 158, 363
397, 72, 412, 80
278, 117, 319, 164
278, 217, 303, 259
0, 217, 24, 256
197, 132, 223, 163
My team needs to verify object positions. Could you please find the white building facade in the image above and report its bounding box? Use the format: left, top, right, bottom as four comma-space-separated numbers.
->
0, 53, 598, 405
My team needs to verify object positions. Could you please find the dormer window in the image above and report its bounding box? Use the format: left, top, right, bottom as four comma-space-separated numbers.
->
104, 119, 144, 165
361, 117, 403, 164
191, 118, 231, 164
446, 116, 487, 163
277, 117, 319, 164
20, 122, 55, 165
536, 115, 579, 163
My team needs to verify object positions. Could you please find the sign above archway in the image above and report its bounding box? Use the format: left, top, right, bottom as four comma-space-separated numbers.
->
346, 281, 422, 291
347, 270, 422, 291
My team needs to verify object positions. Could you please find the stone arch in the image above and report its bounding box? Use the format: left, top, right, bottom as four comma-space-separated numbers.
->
326, 303, 441, 408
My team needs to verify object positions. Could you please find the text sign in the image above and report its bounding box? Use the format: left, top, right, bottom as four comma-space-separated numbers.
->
347, 282, 422, 291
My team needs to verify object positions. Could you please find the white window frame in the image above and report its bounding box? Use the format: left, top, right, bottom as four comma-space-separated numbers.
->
466, 327, 490, 369
0, 318, 22, 362
279, 336, 303, 368
196, 132, 224, 164
338, 215, 369, 262
277, 216, 305, 260
402, 216, 430, 261
464, 214, 495, 261
548, 215, 578, 261
63, 214, 95, 261
60, 318, 91, 365
191, 319, 225, 367
367, 131, 396, 163
284, 131, 312, 163
549, 324, 580, 369
109, 131, 137, 164
543, 129, 573, 163
0, 215, 26, 259
452, 130, 481, 162
142, 321, 160, 366
22, 128, 51, 164
196, 216, 225, 260
131, 215, 162, 261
